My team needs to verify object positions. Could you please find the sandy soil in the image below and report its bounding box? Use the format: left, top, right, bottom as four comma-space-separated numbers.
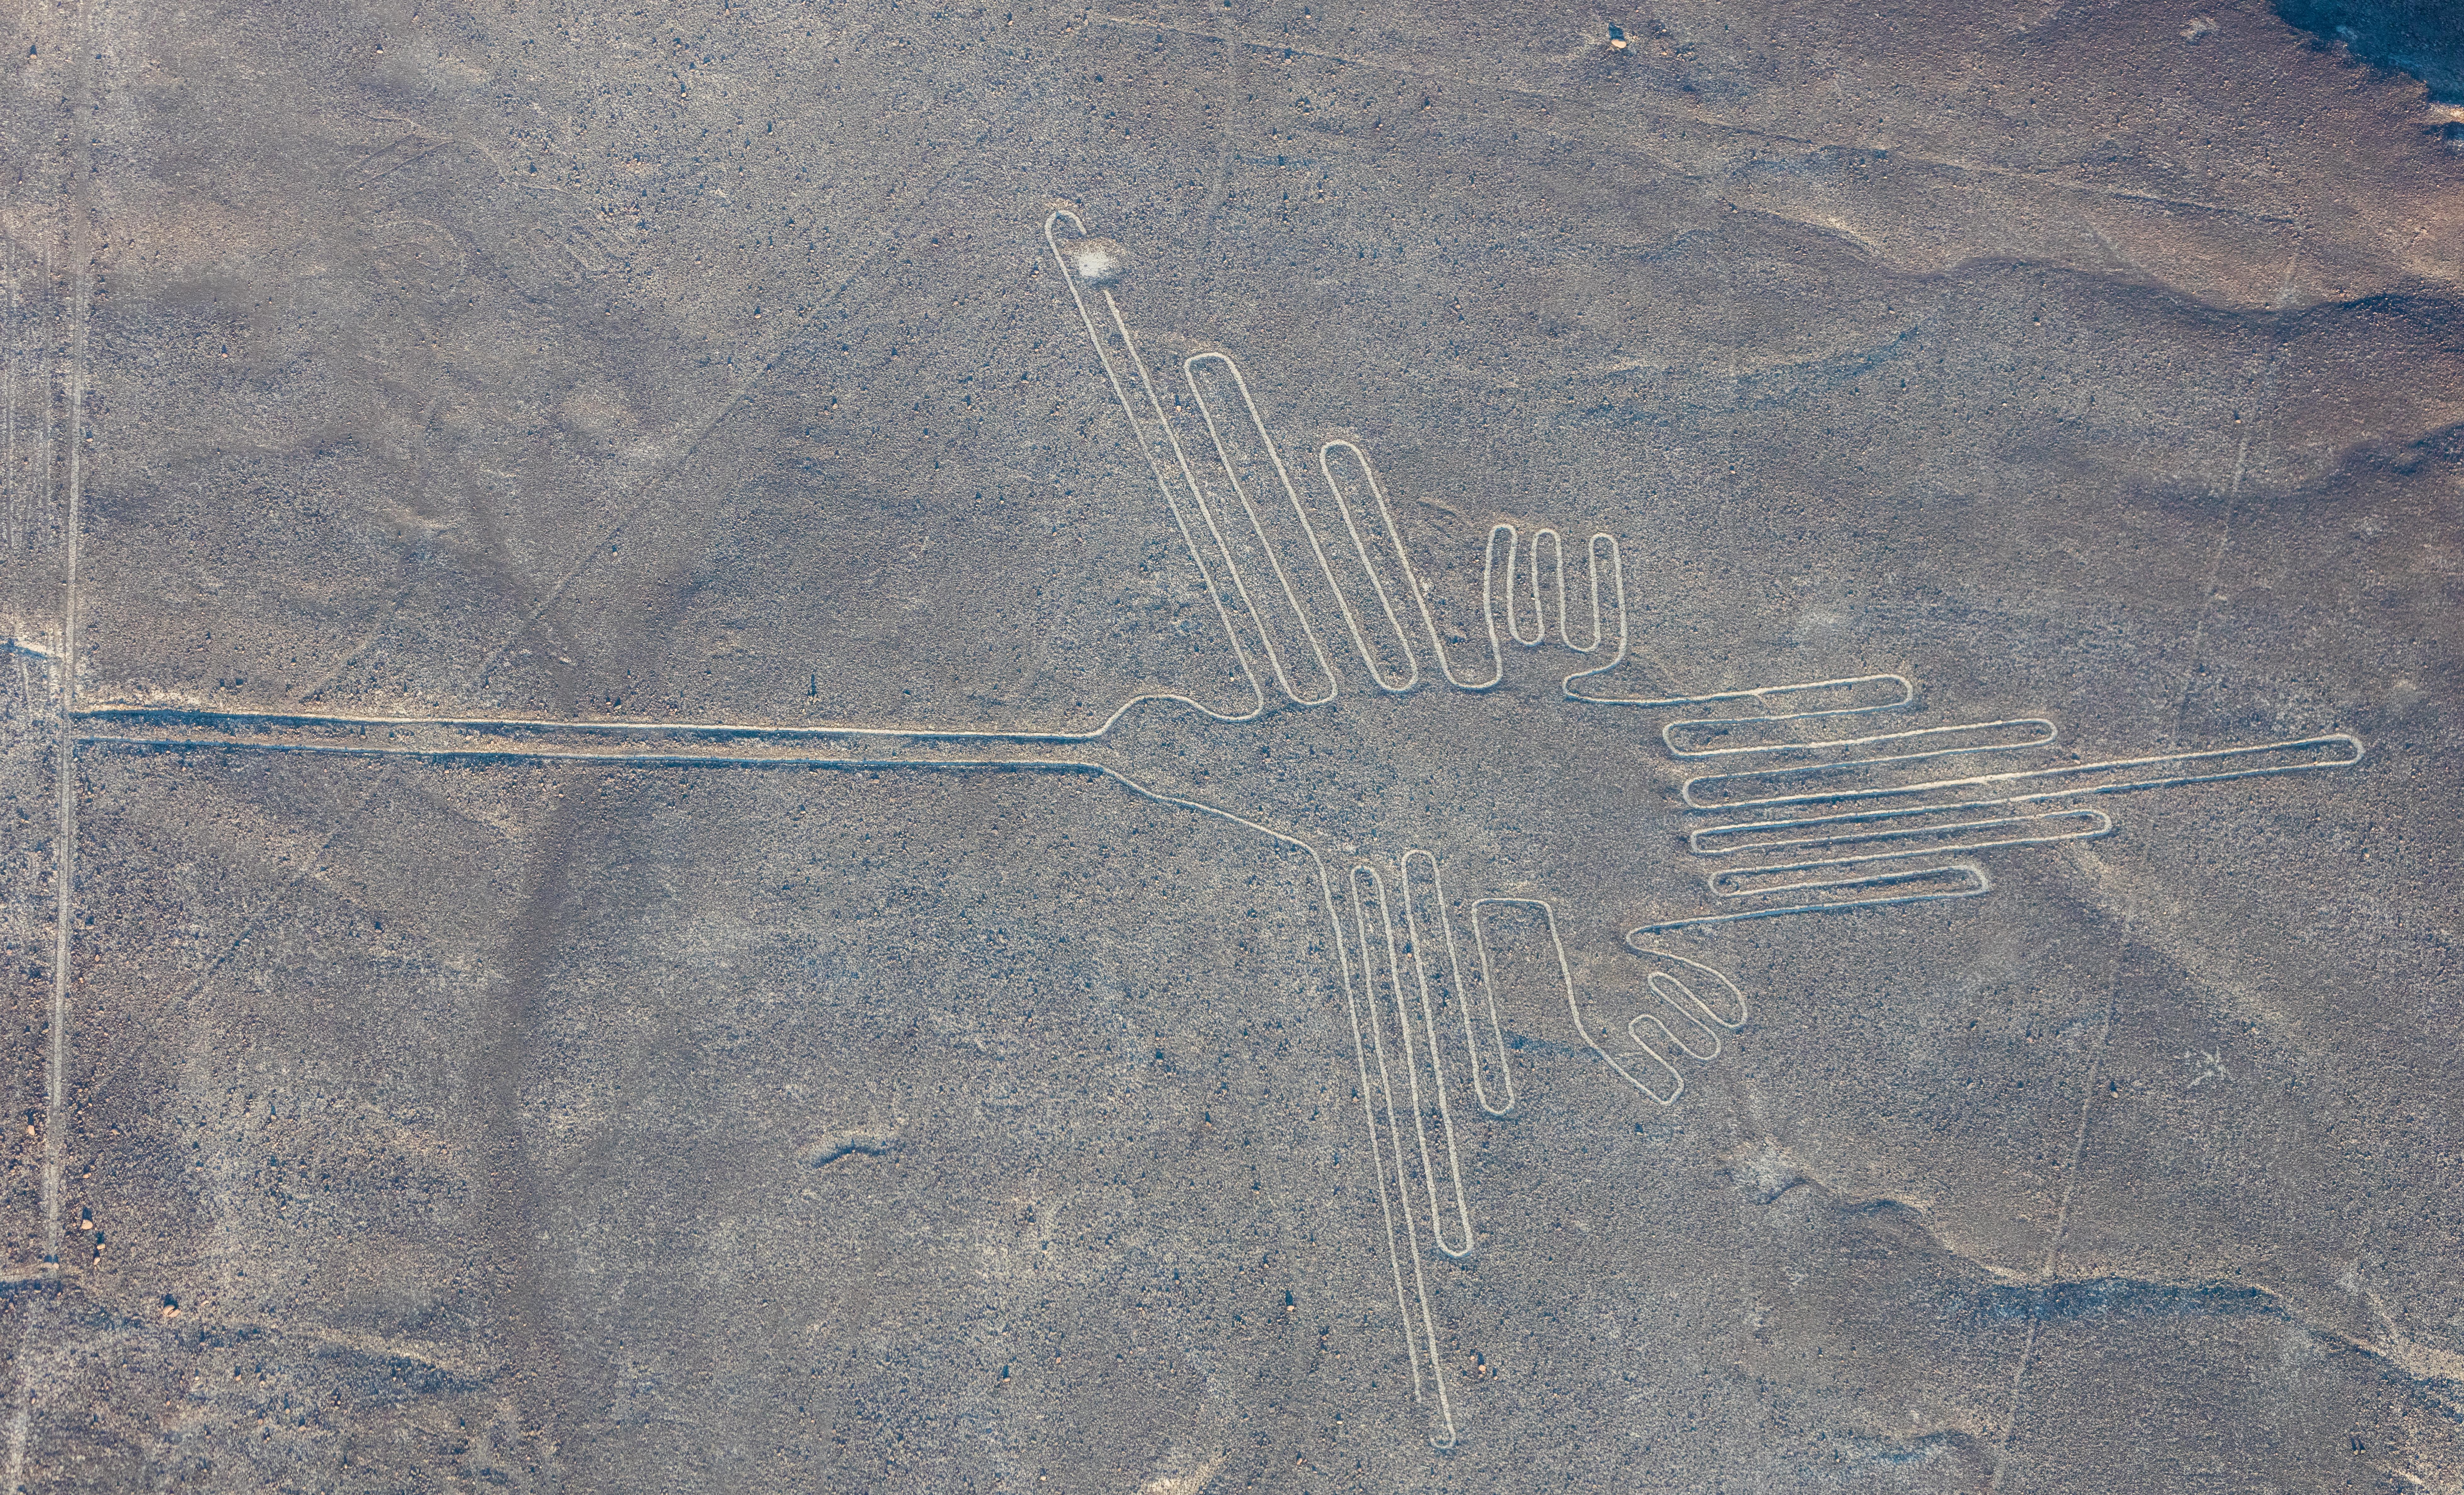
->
0, 0, 2457, 1489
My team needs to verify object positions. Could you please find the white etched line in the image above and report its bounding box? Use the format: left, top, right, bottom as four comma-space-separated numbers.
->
1386, 857, 1483, 1252
1705, 815, 2112, 893
1647, 959, 1749, 1032
1632, 864, 1993, 935
1694, 808, 2113, 873
1700, 812, 2113, 894
1603, 1039, 1684, 1105
1402, 850, 1514, 1120
1504, 529, 1612, 655
1575, 670, 1916, 716
1631, 983, 1719, 1061
1549, 534, 1635, 700
1469, 896, 1651, 1109
1673, 719, 2061, 806
1703, 861, 1999, 904
1688, 801, 2105, 856
1350, 865, 1475, 1262
77, 702, 1190, 745
4, 242, 16, 553
1045, 210, 1275, 723
1504, 534, 1549, 649
1334, 864, 1448, 1445
1310, 442, 1423, 693
1665, 715, 2058, 762
1629, 674, 2358, 925
1678, 734, 2364, 813
80, 738, 1110, 771
1504, 529, 1559, 649
1107, 286, 1315, 706
1617, 951, 1749, 1104
1629, 962, 1750, 1068
1448, 523, 1513, 691
45, 233, 89, 1278
1576, 579, 1945, 717
1545, 905, 1681, 1105
1178, 352, 1349, 703
37, 242, 48, 574
1314, 439, 1503, 692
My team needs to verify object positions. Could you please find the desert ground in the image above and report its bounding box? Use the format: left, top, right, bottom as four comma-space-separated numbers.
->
0, 0, 2458, 1489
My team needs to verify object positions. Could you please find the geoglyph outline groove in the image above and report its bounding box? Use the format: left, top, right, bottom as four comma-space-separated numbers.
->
1635, 703, 2364, 936
34, 202, 2369, 1456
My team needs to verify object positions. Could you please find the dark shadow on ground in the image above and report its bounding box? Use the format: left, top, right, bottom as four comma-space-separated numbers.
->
2277, 0, 2464, 103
